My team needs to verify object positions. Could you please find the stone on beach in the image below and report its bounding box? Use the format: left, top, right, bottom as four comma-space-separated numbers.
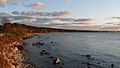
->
53, 58, 61, 64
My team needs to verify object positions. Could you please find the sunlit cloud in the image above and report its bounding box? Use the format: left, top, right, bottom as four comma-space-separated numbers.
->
0, 0, 23, 7
0, 0, 7, 6
14, 10, 71, 17
32, 2, 44, 8
25, 2, 45, 8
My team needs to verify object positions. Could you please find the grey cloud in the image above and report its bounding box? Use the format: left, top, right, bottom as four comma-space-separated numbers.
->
51, 11, 71, 17
11, 11, 20, 15
20, 11, 26, 15
59, 18, 95, 24
0, 12, 10, 16
111, 17, 120, 19
60, 18, 75, 22
25, 2, 44, 8
74, 18, 93, 22
105, 22, 120, 25
106, 16, 120, 20
8, 15, 33, 20
20, 10, 71, 17
36, 18, 54, 23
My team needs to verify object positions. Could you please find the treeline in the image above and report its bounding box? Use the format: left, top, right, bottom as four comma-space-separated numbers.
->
2, 23, 66, 36
1, 22, 95, 36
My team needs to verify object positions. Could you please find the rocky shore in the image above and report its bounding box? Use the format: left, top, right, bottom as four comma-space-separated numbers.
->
0, 34, 34, 68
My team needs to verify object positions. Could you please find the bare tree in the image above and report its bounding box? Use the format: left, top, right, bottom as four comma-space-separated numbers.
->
1, 17, 12, 34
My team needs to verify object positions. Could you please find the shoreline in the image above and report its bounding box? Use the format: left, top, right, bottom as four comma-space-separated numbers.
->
1, 32, 119, 68
0, 33, 35, 68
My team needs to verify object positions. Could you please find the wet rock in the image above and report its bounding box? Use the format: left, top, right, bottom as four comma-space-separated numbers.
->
62, 63, 64, 65
111, 64, 114, 67
87, 63, 91, 65
86, 55, 91, 57
53, 58, 61, 64
42, 50, 46, 52
40, 52, 44, 56
51, 41, 53, 43
44, 52, 50, 55
97, 63, 100, 64
87, 63, 92, 68
39, 42, 44, 45
38, 46, 41, 48
32, 43, 35, 46
17, 45, 23, 50
49, 56, 54, 59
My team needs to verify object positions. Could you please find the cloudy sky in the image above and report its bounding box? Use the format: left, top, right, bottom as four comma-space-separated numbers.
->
0, 0, 120, 31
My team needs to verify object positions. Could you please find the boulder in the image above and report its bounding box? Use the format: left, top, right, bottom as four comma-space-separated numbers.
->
53, 58, 61, 64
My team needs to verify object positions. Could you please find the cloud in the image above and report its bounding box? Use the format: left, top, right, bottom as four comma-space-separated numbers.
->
36, 18, 54, 23
74, 18, 95, 23
8, 0, 22, 4
20, 11, 26, 15
11, 11, 20, 15
106, 16, 120, 20
111, 17, 120, 19
25, 2, 44, 8
0, 12, 10, 16
8, 15, 33, 20
66, 0, 72, 2
19, 10, 71, 17
32, 2, 44, 8
51, 11, 71, 17
59, 18, 95, 24
106, 22, 120, 25
0, 0, 7, 6
0, 0, 23, 7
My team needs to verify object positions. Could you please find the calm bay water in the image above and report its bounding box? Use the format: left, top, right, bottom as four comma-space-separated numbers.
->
24, 33, 120, 68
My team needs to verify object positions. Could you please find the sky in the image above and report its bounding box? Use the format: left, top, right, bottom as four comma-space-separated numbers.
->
0, 0, 120, 31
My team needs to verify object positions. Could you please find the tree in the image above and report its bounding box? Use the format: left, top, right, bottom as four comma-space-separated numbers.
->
1, 17, 12, 34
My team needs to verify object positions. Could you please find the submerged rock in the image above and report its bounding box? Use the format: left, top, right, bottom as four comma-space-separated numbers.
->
86, 55, 91, 57
40, 52, 44, 56
49, 56, 54, 59
111, 64, 114, 67
39, 42, 44, 45
44, 52, 50, 55
53, 58, 61, 64
51, 41, 53, 43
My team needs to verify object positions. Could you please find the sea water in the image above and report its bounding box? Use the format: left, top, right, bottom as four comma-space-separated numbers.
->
24, 33, 120, 68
